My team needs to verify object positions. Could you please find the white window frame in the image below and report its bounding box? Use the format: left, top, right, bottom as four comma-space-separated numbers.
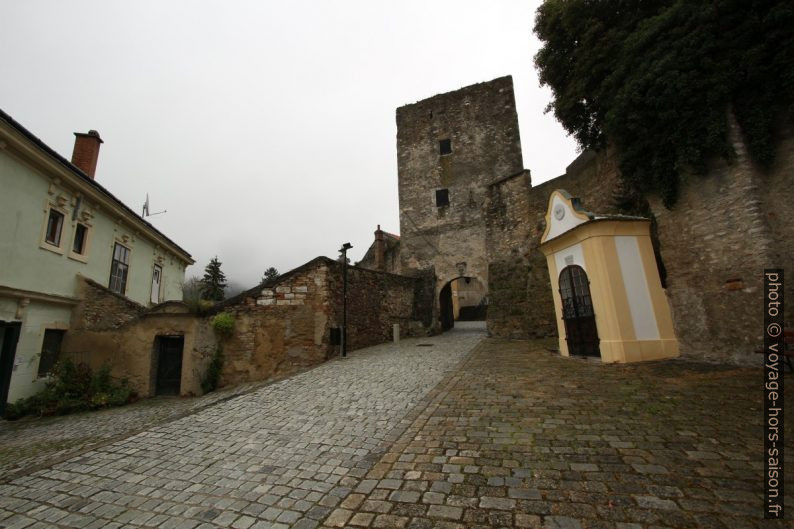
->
109, 242, 131, 295
150, 264, 163, 304
39, 202, 69, 255
68, 221, 93, 263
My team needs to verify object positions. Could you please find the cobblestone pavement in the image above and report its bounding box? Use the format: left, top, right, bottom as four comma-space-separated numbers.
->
2, 330, 793, 529
0, 323, 485, 529
0, 381, 266, 480
319, 339, 793, 529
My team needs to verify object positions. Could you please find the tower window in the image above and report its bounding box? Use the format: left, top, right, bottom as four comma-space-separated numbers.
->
439, 139, 452, 155
436, 189, 449, 207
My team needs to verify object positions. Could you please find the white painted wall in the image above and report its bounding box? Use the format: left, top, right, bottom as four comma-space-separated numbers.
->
545, 194, 588, 241
615, 235, 659, 340
554, 242, 586, 277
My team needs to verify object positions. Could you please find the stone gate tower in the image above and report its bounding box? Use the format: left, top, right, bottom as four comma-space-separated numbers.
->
395, 76, 525, 326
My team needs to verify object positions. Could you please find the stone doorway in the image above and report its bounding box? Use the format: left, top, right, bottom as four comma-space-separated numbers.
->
154, 335, 184, 396
439, 277, 487, 332
0, 321, 21, 416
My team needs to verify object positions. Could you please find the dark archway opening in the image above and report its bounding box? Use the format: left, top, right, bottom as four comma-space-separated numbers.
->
439, 277, 487, 332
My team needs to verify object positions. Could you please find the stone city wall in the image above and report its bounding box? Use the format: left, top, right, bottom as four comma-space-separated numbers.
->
328, 261, 429, 351
647, 121, 793, 363
486, 124, 792, 363
485, 152, 621, 340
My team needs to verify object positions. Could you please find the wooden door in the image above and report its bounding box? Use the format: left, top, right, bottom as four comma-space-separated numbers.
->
0, 322, 21, 416
155, 335, 184, 395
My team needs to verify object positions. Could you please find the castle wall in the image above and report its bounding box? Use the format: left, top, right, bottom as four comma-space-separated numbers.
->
396, 76, 524, 324
485, 153, 621, 339
328, 262, 426, 350
646, 121, 792, 363
485, 123, 792, 364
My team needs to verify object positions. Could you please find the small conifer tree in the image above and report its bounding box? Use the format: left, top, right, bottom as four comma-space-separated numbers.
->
201, 256, 227, 301
262, 267, 279, 283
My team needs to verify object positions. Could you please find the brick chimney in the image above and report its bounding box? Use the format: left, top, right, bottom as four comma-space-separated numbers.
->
375, 225, 385, 272
71, 130, 103, 179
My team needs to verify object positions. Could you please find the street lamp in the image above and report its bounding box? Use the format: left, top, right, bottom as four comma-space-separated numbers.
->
339, 242, 352, 357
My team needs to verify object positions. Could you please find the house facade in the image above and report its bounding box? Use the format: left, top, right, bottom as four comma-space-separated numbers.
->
0, 109, 193, 407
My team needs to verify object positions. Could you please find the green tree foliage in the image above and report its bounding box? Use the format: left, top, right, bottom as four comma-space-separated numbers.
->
201, 256, 227, 301
262, 266, 279, 283
534, 0, 794, 206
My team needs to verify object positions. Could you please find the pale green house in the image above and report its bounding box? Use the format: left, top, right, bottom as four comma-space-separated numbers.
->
0, 109, 193, 410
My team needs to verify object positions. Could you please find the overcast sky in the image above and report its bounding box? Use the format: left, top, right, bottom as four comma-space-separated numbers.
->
1, 1, 578, 289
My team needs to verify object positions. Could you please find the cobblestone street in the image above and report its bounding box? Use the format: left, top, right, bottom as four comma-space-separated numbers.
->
0, 324, 484, 529
1, 326, 792, 528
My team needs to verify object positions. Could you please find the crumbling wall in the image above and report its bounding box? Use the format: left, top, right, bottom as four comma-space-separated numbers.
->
217, 259, 333, 387
63, 309, 216, 398
72, 277, 145, 331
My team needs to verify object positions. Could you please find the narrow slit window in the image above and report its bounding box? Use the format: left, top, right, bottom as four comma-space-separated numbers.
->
436, 189, 450, 207
45, 209, 64, 246
439, 138, 452, 155
72, 224, 88, 254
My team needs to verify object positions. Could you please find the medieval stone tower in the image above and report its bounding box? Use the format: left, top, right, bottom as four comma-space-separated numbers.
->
395, 76, 524, 326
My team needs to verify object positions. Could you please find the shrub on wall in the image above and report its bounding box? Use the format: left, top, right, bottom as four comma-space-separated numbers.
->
4, 360, 136, 420
211, 312, 235, 338
201, 312, 234, 394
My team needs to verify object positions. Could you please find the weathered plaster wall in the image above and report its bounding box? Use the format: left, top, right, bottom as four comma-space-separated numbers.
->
63, 313, 216, 398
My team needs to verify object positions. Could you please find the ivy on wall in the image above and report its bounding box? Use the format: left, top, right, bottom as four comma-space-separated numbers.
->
534, 0, 794, 206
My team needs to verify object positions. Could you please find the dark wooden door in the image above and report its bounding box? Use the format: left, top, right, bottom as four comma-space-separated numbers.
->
439, 282, 454, 331
559, 265, 600, 357
155, 336, 184, 395
0, 321, 21, 416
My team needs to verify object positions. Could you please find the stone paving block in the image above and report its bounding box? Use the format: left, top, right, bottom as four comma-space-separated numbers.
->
478, 496, 516, 510
543, 515, 583, 529
1, 331, 788, 529
371, 513, 408, 528
389, 490, 420, 503
426, 504, 463, 520
634, 495, 680, 510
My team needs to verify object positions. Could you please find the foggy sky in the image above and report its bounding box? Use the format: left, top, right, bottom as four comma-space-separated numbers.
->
0, 1, 578, 289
